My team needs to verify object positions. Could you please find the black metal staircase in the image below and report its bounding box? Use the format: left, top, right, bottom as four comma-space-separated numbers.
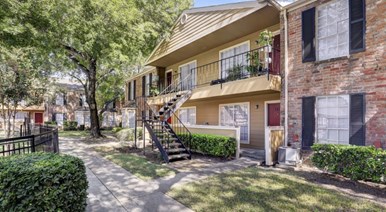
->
136, 73, 194, 163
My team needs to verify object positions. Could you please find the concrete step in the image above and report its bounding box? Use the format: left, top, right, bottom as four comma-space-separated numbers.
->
168, 153, 190, 160
240, 148, 265, 160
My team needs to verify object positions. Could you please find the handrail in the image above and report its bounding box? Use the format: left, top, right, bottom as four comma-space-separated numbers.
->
190, 45, 280, 86
158, 72, 194, 97
168, 110, 192, 153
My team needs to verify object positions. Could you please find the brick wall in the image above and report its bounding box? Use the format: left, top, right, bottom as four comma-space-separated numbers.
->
280, 0, 386, 147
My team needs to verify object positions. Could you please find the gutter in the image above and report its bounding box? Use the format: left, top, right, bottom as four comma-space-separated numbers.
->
283, 8, 289, 147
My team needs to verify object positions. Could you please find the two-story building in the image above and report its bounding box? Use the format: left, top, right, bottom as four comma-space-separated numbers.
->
123, 1, 284, 161
281, 0, 385, 149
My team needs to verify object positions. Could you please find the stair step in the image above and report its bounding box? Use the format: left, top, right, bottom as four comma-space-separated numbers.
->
176, 94, 182, 97
166, 148, 186, 153
168, 153, 190, 160
168, 142, 182, 147
159, 137, 178, 142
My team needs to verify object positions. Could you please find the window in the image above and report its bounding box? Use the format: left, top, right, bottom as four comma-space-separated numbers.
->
55, 94, 64, 106
15, 112, 27, 120
220, 103, 249, 144
316, 95, 349, 144
219, 42, 250, 78
179, 107, 196, 125
145, 74, 150, 96
179, 61, 196, 90
55, 113, 64, 126
317, 0, 349, 61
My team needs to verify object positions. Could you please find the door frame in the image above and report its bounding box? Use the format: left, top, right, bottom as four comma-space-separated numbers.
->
34, 112, 43, 124
165, 69, 173, 88
264, 100, 283, 164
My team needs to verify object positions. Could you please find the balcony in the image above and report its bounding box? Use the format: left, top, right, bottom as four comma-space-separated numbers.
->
149, 45, 281, 103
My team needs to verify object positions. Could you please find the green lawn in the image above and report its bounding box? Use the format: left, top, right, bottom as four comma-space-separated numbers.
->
93, 146, 177, 180
168, 167, 385, 212
59, 130, 91, 138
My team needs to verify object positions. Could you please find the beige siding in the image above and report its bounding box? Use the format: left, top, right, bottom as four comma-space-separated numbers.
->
166, 24, 280, 87
181, 92, 280, 149
148, 6, 260, 63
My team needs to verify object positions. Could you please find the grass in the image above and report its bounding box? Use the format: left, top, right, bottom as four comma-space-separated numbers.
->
59, 130, 91, 138
93, 146, 177, 180
168, 167, 385, 212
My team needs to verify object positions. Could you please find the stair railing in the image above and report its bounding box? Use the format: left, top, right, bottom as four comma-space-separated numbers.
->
168, 110, 192, 155
157, 72, 194, 106
136, 96, 170, 162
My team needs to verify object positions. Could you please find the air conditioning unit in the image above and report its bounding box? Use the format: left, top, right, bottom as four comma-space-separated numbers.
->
278, 147, 301, 165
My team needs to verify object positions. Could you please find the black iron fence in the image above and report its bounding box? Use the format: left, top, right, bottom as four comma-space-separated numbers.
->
0, 124, 59, 156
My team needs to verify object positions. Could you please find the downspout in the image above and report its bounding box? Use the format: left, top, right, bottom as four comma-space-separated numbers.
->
283, 8, 289, 147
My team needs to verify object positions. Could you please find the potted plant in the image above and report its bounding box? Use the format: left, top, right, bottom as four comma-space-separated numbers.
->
256, 30, 273, 52
150, 86, 159, 96
226, 64, 243, 81
246, 51, 261, 76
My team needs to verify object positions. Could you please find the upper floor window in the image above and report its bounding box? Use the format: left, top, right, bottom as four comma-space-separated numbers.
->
317, 0, 349, 61
301, 0, 366, 62
55, 93, 66, 106
219, 42, 250, 78
179, 61, 196, 90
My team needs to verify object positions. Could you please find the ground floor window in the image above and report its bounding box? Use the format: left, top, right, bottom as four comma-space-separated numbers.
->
122, 110, 135, 128
316, 95, 349, 144
75, 111, 90, 127
55, 113, 64, 126
220, 102, 249, 144
178, 107, 196, 125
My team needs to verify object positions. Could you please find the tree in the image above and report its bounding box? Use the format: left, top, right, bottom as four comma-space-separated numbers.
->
0, 47, 48, 138
0, 0, 192, 137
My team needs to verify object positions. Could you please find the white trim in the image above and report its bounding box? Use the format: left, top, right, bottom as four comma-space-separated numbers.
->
178, 106, 197, 125
218, 102, 250, 144
218, 41, 251, 78
264, 100, 282, 166
315, 94, 350, 145
165, 69, 173, 88
178, 60, 197, 87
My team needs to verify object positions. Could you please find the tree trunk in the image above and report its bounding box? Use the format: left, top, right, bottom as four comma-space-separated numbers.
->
87, 59, 102, 138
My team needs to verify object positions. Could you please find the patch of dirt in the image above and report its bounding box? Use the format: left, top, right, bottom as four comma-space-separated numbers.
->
286, 165, 386, 205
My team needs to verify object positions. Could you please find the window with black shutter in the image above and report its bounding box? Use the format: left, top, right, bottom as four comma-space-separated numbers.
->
302, 96, 316, 149
301, 7, 316, 62
349, 0, 366, 53
63, 93, 67, 105
349, 94, 365, 145
128, 82, 131, 100
133, 80, 136, 99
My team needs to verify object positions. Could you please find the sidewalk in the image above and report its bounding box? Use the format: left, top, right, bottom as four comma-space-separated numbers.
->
60, 137, 260, 212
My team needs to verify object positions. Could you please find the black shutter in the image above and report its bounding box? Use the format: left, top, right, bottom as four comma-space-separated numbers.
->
133, 80, 136, 99
128, 82, 131, 100
142, 76, 146, 96
63, 93, 67, 105
350, 94, 365, 145
301, 7, 316, 62
349, 0, 366, 53
52, 113, 56, 122
302, 96, 315, 149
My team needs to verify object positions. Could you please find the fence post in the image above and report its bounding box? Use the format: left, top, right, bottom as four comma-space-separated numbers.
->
20, 125, 23, 137
31, 136, 35, 153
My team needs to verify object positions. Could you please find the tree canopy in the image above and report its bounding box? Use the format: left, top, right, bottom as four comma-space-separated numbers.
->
1, 0, 192, 137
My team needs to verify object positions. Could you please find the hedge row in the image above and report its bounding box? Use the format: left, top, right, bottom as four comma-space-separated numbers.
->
312, 144, 386, 183
178, 133, 236, 158
0, 153, 88, 211
116, 128, 143, 142
63, 121, 78, 131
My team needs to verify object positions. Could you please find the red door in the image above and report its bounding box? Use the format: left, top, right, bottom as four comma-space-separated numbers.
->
269, 34, 280, 75
35, 113, 43, 124
268, 103, 280, 126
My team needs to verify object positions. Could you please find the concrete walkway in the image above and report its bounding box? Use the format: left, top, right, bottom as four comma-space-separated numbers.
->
60, 138, 260, 212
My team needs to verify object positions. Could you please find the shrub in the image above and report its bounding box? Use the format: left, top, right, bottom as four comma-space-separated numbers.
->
63, 121, 77, 131
312, 144, 386, 183
178, 133, 236, 158
112, 127, 123, 133
78, 124, 85, 131
0, 153, 88, 211
44, 121, 57, 126
116, 128, 143, 142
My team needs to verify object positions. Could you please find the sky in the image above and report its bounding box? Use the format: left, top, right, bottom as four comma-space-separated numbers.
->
194, 0, 251, 7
